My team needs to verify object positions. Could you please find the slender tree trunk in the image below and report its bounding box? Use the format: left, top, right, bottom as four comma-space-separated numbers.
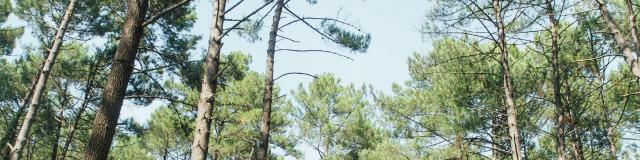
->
597, 48, 617, 159
82, 0, 148, 159
567, 107, 583, 160
51, 85, 69, 159
597, 0, 640, 80
60, 55, 101, 160
59, 96, 91, 160
491, 113, 501, 160
162, 148, 168, 160
51, 102, 67, 159
492, 1, 522, 159
9, 0, 77, 159
191, 0, 227, 159
256, 0, 284, 159
455, 133, 468, 160
544, 1, 566, 159
26, 139, 34, 160
1, 75, 38, 160
626, 0, 640, 55
212, 122, 225, 160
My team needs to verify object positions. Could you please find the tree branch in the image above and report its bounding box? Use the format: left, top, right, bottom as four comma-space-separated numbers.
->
224, 0, 245, 15
124, 95, 196, 107
220, 0, 275, 39
273, 72, 317, 82
276, 49, 353, 60
143, 0, 193, 27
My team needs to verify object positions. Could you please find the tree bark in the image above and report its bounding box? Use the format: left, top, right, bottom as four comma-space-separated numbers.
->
597, 0, 640, 80
50, 82, 69, 160
9, 0, 77, 159
82, 0, 148, 159
492, 0, 522, 159
598, 71, 617, 159
596, 1, 624, 158
544, 0, 566, 159
60, 55, 101, 160
51, 86, 69, 160
567, 107, 583, 160
256, 0, 285, 159
491, 113, 501, 160
190, 0, 227, 159
625, 0, 640, 56
1, 74, 38, 160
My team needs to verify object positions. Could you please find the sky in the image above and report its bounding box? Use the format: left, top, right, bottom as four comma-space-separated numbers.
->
126, 0, 433, 159
118, 0, 434, 122
7, 0, 433, 159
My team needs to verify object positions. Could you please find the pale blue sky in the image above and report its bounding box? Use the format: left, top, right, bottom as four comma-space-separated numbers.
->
7, 0, 433, 159
140, 0, 432, 159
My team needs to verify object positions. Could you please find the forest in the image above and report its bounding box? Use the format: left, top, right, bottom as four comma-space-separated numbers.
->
0, 0, 640, 159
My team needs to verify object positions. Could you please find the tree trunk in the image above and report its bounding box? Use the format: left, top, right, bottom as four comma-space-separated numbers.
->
491, 113, 501, 160
455, 133, 467, 160
492, 1, 522, 159
51, 91, 68, 160
567, 108, 583, 160
544, 1, 566, 159
60, 55, 101, 160
600, 75, 617, 160
190, 0, 227, 159
49, 81, 71, 160
9, 0, 77, 159
82, 0, 148, 159
256, 0, 285, 159
1, 75, 38, 160
625, 0, 640, 55
597, 0, 640, 80
211, 122, 225, 160
597, 48, 617, 160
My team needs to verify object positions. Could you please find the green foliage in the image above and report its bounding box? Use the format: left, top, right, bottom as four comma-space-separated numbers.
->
291, 74, 378, 159
110, 135, 154, 160
2, 1, 640, 159
109, 52, 300, 159
145, 106, 192, 159
0, 0, 22, 55
322, 21, 371, 53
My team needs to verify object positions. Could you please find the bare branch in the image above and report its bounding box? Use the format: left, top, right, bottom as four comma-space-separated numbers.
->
221, 0, 275, 39
276, 49, 353, 60
277, 35, 300, 43
283, 7, 344, 45
124, 95, 196, 107
273, 72, 317, 82
572, 54, 622, 63
143, 0, 192, 27
224, 0, 245, 14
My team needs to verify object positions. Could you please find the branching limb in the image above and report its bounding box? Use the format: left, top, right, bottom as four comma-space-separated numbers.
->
224, 0, 245, 14
273, 72, 317, 82
143, 0, 193, 27
124, 95, 196, 107
221, 0, 275, 38
276, 49, 353, 60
